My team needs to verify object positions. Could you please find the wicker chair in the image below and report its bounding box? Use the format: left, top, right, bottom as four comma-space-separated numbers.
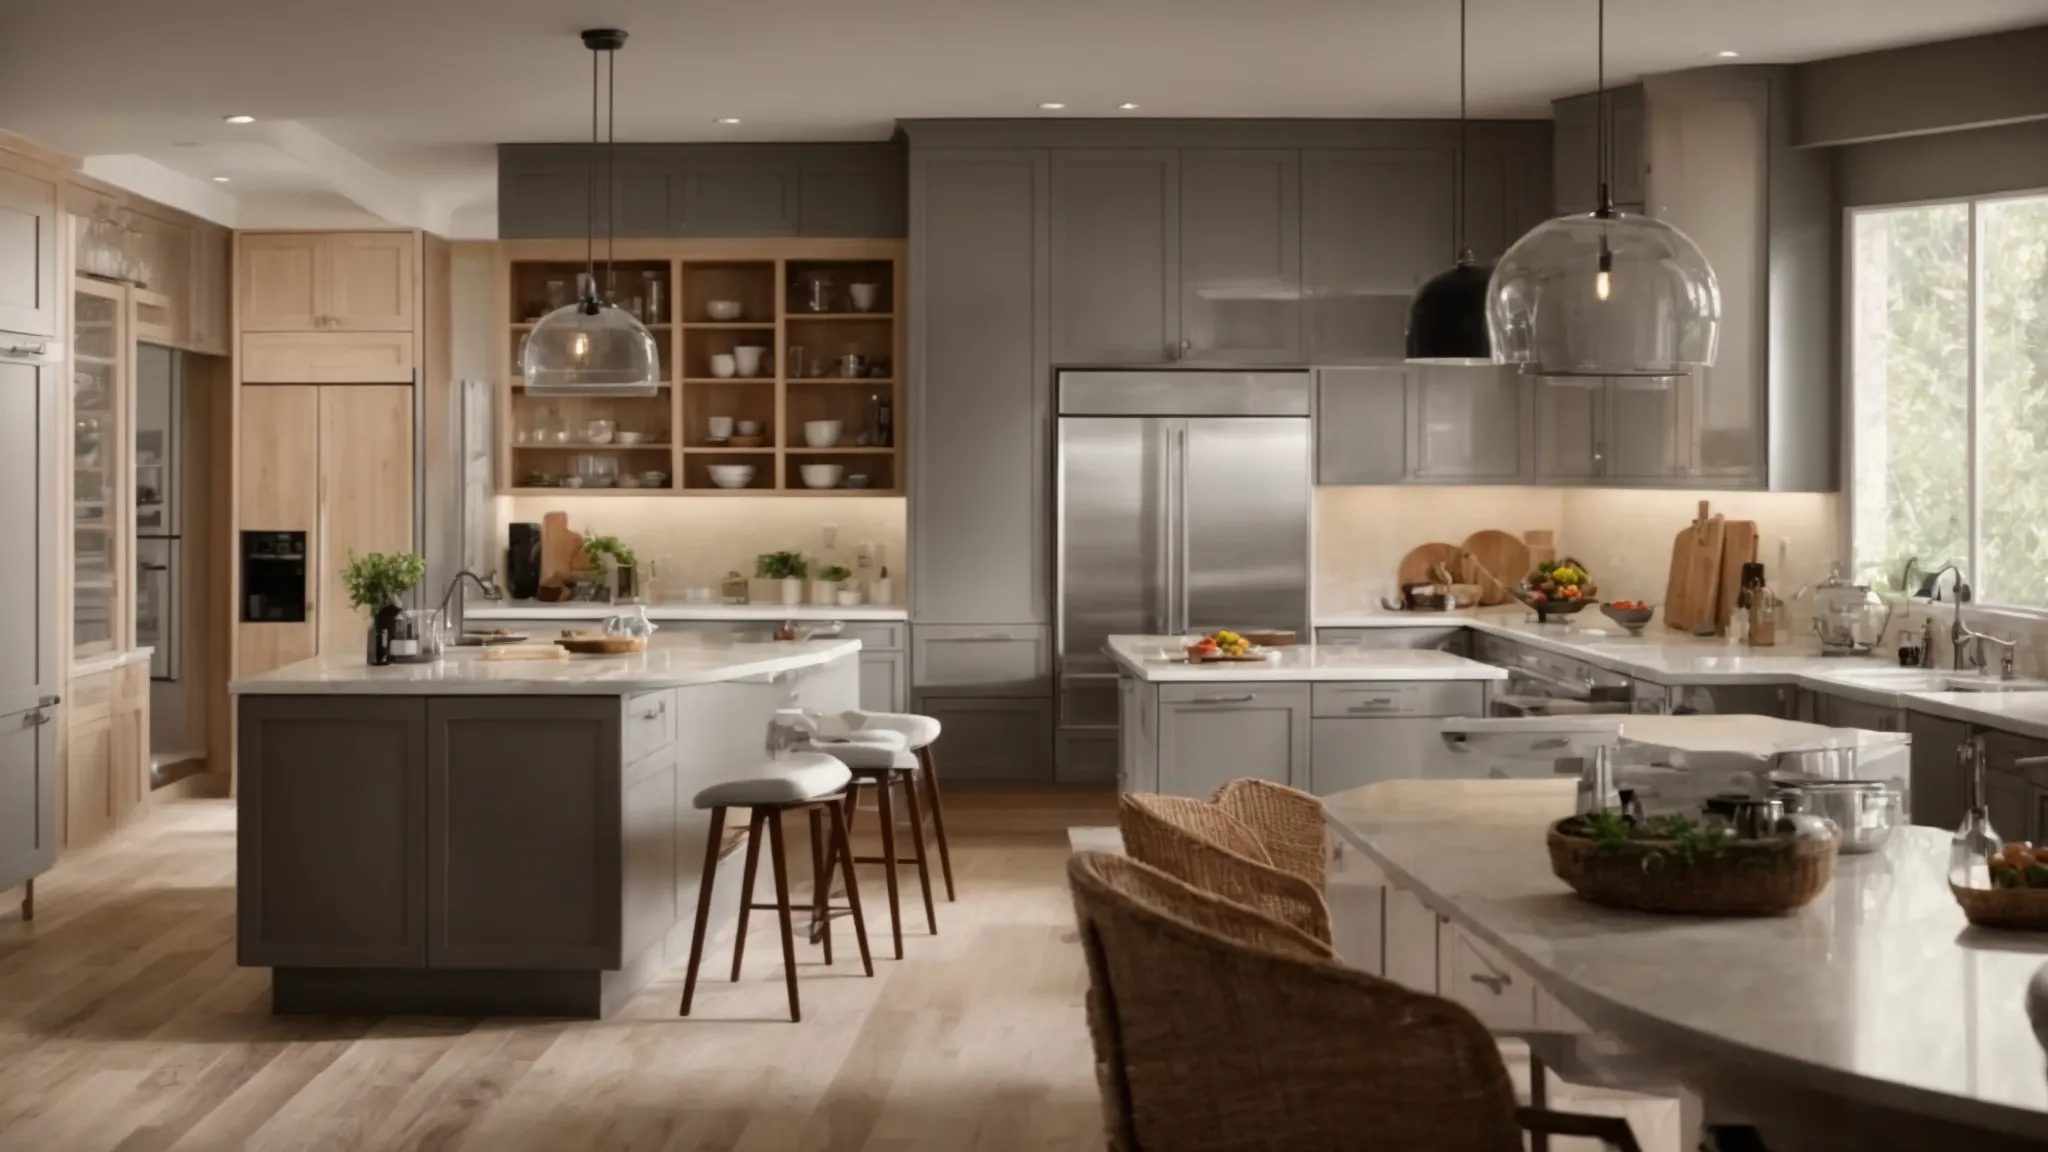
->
1118, 790, 1331, 943
1212, 778, 1327, 888
1068, 851, 1643, 1152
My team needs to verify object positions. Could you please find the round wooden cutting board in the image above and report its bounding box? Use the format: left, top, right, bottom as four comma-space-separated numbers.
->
1397, 542, 1467, 587
1460, 529, 1533, 606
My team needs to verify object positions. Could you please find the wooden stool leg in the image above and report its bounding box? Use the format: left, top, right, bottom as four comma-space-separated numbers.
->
920, 746, 957, 901
809, 805, 832, 965
679, 807, 728, 1016
829, 798, 874, 977
729, 809, 767, 982
20, 878, 32, 922
875, 774, 904, 960
901, 770, 938, 936
766, 809, 801, 1023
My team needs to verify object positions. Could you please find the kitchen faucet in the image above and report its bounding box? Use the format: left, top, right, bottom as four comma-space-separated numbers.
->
1920, 564, 2016, 677
439, 569, 504, 645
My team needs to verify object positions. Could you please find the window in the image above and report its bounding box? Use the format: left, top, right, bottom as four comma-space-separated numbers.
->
1850, 192, 2048, 606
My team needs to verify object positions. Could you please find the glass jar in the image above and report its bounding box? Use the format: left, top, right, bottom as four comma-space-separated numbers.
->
797, 271, 835, 313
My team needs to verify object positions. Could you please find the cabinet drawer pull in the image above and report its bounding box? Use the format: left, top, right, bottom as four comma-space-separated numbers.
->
1190, 694, 1256, 705
946, 634, 1019, 642
4, 343, 48, 357
1469, 972, 1511, 994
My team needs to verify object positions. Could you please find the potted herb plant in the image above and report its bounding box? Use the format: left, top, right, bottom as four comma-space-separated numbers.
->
812, 564, 853, 606
756, 551, 808, 605
343, 551, 427, 666
583, 535, 639, 602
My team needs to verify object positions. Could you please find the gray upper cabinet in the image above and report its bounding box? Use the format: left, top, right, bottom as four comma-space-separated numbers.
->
1316, 367, 1408, 485
909, 149, 1049, 625
497, 143, 907, 239
1460, 145, 1555, 265
1411, 367, 1526, 481
1534, 378, 1603, 481
1604, 376, 1690, 482
1553, 87, 1647, 214
1301, 149, 1453, 363
1179, 150, 1302, 364
1048, 150, 1180, 364
0, 167, 58, 338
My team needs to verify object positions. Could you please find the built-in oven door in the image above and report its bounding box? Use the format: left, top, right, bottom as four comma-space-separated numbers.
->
136, 537, 176, 680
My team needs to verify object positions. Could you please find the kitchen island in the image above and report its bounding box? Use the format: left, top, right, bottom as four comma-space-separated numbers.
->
1106, 634, 1507, 797
230, 633, 861, 1017
1324, 777, 2048, 1151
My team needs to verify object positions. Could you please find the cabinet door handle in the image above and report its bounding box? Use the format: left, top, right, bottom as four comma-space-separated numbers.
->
4, 343, 48, 357
1469, 972, 1511, 994
947, 634, 1018, 642
1190, 694, 1256, 705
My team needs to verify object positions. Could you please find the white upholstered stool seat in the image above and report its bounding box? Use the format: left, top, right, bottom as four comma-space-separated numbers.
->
790, 736, 909, 772
839, 710, 942, 749
691, 752, 852, 809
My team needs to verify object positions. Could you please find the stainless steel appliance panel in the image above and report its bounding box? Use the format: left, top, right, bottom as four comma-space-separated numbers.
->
1181, 417, 1310, 637
133, 344, 179, 537
1057, 416, 1170, 671
1059, 370, 1310, 417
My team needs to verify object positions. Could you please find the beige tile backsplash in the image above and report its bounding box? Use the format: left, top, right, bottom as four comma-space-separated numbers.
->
1315, 486, 1844, 627
495, 496, 907, 603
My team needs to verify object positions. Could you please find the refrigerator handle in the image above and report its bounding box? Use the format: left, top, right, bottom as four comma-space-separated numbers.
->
1176, 425, 1190, 636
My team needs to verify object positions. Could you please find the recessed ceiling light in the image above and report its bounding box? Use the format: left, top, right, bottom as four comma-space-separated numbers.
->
223, 114, 256, 124
1039, 102, 1066, 111
1118, 102, 1140, 111
715, 117, 740, 125
1713, 50, 1740, 58
211, 176, 231, 183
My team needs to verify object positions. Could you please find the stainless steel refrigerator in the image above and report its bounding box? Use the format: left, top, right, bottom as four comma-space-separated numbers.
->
1054, 370, 1313, 780
134, 343, 180, 683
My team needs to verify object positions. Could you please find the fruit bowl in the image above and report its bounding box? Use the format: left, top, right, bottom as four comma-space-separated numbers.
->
1600, 602, 1656, 634
1513, 588, 1597, 622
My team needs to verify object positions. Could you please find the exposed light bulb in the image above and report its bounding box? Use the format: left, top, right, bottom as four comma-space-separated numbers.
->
570, 332, 590, 359
1595, 243, 1614, 301
1594, 269, 1611, 301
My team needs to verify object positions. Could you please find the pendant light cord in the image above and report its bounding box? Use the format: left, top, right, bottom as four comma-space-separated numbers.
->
1454, 0, 1467, 261
605, 46, 617, 297
584, 47, 597, 302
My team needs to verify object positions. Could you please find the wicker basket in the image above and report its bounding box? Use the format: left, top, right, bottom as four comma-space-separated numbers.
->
1950, 883, 2048, 930
1547, 819, 1836, 916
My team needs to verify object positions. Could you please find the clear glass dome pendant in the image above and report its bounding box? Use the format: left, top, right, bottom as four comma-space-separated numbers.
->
521, 294, 662, 397
1486, 201, 1721, 377
520, 27, 662, 398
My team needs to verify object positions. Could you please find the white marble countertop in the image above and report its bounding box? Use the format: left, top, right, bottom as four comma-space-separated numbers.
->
230, 634, 862, 695
71, 647, 153, 678
1105, 635, 1507, 683
1320, 607, 2048, 740
465, 602, 907, 623
1323, 778, 2048, 1144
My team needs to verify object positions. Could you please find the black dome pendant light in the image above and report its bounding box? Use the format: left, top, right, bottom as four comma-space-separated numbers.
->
1405, 0, 1493, 365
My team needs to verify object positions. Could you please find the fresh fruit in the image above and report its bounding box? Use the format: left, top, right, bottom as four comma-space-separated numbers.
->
2024, 863, 2048, 888
1560, 586, 1583, 601
1998, 867, 2025, 889
1528, 590, 1548, 604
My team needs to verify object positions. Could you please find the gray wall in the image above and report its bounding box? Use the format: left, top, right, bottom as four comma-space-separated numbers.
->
1794, 24, 2048, 148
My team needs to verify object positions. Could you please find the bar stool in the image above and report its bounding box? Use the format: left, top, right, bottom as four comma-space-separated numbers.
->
834, 710, 956, 902
799, 733, 937, 960
679, 751, 873, 1023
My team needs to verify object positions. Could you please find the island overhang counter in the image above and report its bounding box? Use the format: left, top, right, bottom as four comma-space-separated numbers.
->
229, 635, 861, 1017
1322, 778, 2048, 1151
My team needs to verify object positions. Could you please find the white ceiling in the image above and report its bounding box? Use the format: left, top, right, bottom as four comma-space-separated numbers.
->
3, 0, 2045, 235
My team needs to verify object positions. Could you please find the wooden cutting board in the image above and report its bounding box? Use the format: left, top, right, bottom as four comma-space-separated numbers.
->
1663, 500, 1727, 632
1460, 530, 1532, 606
540, 511, 583, 591
478, 644, 569, 662
1398, 542, 1466, 587
1716, 519, 1760, 633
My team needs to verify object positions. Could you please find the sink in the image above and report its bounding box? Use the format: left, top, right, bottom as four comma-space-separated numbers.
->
1826, 667, 2048, 694
1938, 675, 2048, 694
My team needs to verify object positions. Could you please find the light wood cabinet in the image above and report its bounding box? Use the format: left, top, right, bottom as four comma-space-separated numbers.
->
238, 231, 417, 333
0, 165, 58, 337
187, 224, 231, 355
61, 663, 149, 849
236, 383, 413, 676
315, 385, 415, 658
236, 385, 320, 679
240, 331, 415, 383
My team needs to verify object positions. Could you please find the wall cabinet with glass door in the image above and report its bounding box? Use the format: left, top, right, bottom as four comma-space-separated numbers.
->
494, 240, 905, 497
71, 279, 129, 661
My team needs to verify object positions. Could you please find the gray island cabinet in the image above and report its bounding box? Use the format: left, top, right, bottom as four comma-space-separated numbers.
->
233, 638, 859, 1018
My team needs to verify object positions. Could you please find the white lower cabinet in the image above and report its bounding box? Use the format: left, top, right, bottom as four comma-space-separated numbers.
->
1437, 919, 1538, 1032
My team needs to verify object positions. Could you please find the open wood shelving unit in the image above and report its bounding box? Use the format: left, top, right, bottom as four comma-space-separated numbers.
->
493, 239, 906, 497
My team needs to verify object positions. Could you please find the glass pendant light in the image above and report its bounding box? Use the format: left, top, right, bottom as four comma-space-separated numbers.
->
1486, 0, 1721, 377
1406, 0, 1492, 365
521, 29, 661, 398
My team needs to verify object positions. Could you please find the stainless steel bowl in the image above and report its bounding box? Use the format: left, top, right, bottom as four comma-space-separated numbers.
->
1772, 779, 1900, 854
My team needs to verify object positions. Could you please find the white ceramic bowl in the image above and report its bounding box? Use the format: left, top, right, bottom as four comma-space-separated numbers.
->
803, 420, 843, 448
800, 464, 844, 489
710, 353, 736, 378
848, 283, 880, 312
705, 300, 743, 321
735, 420, 761, 435
706, 464, 756, 490
615, 430, 646, 445
733, 345, 767, 376
642, 471, 670, 486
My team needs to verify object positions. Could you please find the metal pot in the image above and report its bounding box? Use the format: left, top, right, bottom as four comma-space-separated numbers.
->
1771, 778, 1900, 854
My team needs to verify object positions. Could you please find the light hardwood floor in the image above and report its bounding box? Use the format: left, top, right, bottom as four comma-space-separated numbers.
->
0, 788, 1118, 1152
